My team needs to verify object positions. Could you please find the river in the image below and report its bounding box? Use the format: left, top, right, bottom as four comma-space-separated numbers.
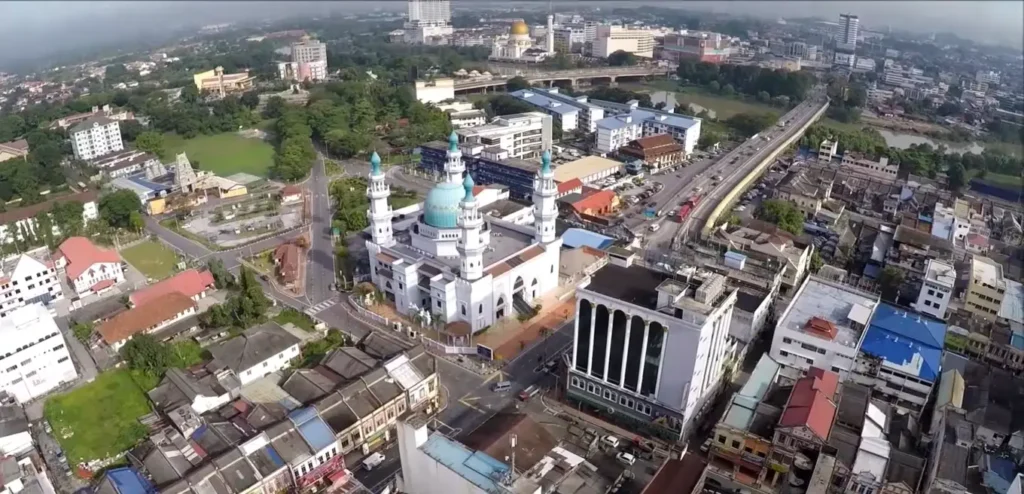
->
875, 129, 987, 155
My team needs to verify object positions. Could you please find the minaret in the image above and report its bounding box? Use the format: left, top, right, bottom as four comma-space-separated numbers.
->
366, 151, 394, 247
457, 174, 484, 281
444, 130, 465, 184
532, 150, 557, 244
546, 14, 555, 54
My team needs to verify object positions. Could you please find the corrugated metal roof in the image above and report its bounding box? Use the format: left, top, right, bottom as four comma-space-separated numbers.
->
861, 304, 946, 381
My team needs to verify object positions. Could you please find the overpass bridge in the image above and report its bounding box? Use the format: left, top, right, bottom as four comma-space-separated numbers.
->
453, 66, 671, 94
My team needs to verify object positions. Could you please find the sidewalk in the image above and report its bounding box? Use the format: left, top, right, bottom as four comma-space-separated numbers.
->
541, 391, 672, 451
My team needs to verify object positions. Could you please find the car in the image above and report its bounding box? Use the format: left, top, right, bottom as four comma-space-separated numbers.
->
700, 439, 712, 453
43, 422, 52, 434
362, 452, 386, 471
616, 452, 637, 466
601, 435, 621, 449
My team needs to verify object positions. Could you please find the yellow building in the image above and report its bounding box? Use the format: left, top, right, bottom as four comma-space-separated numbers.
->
148, 197, 167, 216
193, 66, 256, 96
965, 255, 1006, 321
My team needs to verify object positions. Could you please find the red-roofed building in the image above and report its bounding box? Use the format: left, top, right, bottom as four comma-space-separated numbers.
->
777, 367, 839, 443
280, 185, 303, 205
129, 269, 216, 307
53, 237, 124, 296
567, 189, 619, 217
555, 178, 583, 199
966, 233, 990, 254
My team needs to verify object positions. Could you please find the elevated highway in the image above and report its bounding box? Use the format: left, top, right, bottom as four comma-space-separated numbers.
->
453, 66, 671, 93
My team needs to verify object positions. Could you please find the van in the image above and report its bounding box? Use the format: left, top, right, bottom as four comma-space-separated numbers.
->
492, 381, 512, 393
648, 224, 661, 232
362, 452, 386, 471
518, 385, 540, 401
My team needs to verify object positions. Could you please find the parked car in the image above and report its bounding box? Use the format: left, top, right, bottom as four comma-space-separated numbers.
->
616, 452, 637, 466
362, 452, 386, 471
601, 435, 621, 449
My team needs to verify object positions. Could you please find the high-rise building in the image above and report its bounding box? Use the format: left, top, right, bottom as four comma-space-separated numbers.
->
593, 25, 655, 58
70, 115, 123, 161
837, 14, 860, 50
279, 36, 328, 82
404, 0, 453, 43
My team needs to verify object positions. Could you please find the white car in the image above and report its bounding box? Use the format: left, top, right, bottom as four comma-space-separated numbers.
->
362, 452, 386, 471
601, 435, 621, 449
616, 452, 637, 466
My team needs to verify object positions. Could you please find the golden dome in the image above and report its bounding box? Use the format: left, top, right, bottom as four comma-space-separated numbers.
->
510, 20, 529, 36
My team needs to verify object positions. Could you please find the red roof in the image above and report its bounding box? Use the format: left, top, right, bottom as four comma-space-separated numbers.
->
556, 178, 584, 195
570, 189, 617, 214
778, 367, 839, 441
967, 233, 989, 247
281, 185, 302, 196
57, 237, 122, 280
91, 279, 116, 292
130, 269, 215, 307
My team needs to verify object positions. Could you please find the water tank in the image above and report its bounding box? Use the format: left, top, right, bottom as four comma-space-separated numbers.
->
724, 251, 747, 270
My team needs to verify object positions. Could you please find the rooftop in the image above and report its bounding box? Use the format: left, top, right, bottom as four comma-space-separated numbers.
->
971, 255, 1005, 286
778, 368, 840, 441
461, 413, 558, 474
130, 269, 214, 307
925, 259, 956, 288
777, 277, 879, 350
420, 433, 511, 494
595, 107, 699, 132
208, 322, 300, 374
552, 156, 624, 183
561, 228, 614, 250
860, 304, 947, 381
510, 89, 582, 116
57, 236, 122, 280
1000, 279, 1024, 325
722, 355, 782, 430
69, 114, 115, 133
96, 292, 196, 345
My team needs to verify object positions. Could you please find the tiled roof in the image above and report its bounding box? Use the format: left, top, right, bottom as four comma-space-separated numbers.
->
57, 236, 122, 280
281, 185, 301, 196
556, 178, 583, 195
208, 322, 300, 374
0, 189, 99, 231
274, 244, 301, 283
570, 189, 616, 214
778, 367, 839, 441
97, 292, 195, 345
130, 269, 215, 307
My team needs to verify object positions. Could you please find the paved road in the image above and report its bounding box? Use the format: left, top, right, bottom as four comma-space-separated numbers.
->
306, 153, 335, 305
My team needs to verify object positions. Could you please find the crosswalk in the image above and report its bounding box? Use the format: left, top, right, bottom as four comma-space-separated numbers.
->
307, 299, 338, 314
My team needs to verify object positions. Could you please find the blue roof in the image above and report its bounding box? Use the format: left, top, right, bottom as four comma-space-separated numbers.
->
983, 455, 1017, 493
424, 181, 465, 229
289, 407, 337, 452
510, 90, 583, 116
261, 445, 286, 468
596, 107, 700, 133
105, 467, 156, 494
127, 175, 168, 192
421, 434, 510, 494
860, 304, 947, 381
562, 228, 614, 250
1013, 331, 1024, 351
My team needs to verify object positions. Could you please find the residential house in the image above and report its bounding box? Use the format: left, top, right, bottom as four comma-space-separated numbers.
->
280, 185, 303, 205
709, 221, 813, 291
96, 292, 198, 350
267, 407, 346, 490
273, 243, 302, 288
129, 269, 215, 307
618, 134, 685, 171
966, 233, 990, 254
0, 140, 28, 163
53, 236, 125, 296
775, 168, 834, 219
207, 322, 301, 386
555, 178, 583, 199
887, 226, 954, 279
147, 367, 238, 416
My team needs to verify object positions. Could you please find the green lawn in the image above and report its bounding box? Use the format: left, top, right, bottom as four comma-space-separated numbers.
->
164, 132, 275, 178
121, 240, 179, 280
274, 308, 317, 332
44, 370, 152, 464
970, 170, 1023, 188
624, 82, 781, 120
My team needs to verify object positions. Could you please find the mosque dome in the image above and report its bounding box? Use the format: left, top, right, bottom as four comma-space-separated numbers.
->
423, 182, 466, 229
510, 20, 529, 36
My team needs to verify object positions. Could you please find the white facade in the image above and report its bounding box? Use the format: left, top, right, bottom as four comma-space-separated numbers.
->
407, 0, 450, 24
71, 118, 123, 161
915, 259, 955, 320
593, 25, 654, 58
837, 14, 860, 51
514, 88, 605, 133
0, 304, 78, 403
0, 250, 63, 319
770, 277, 879, 382
59, 258, 123, 296
414, 78, 455, 104
932, 202, 970, 243
0, 198, 98, 246
239, 343, 300, 386
291, 38, 327, 64
456, 112, 552, 160
840, 154, 899, 179
595, 109, 701, 155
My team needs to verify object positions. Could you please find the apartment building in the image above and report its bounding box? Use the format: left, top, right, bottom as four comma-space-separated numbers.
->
593, 25, 654, 58
915, 259, 955, 320
568, 259, 737, 442
818, 139, 838, 162
770, 276, 879, 382
70, 115, 123, 160
455, 112, 552, 160
965, 255, 1007, 321
511, 88, 605, 132
0, 249, 63, 319
840, 153, 899, 180
53, 236, 124, 296
92, 149, 162, 179
594, 105, 701, 155
0, 304, 78, 403
508, 89, 580, 132
279, 37, 329, 82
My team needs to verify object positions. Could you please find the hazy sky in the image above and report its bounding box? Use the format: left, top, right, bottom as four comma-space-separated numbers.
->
0, 1, 1021, 70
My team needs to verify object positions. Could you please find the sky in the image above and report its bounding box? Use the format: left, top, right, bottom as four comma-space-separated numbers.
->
0, 1, 1021, 70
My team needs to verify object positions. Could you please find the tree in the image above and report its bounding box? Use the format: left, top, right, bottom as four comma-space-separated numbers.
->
120, 334, 172, 376
72, 322, 94, 344
756, 199, 805, 235
725, 112, 777, 137
707, 81, 721, 93
947, 162, 967, 194
607, 50, 638, 66
485, 95, 536, 117
698, 131, 722, 150
263, 96, 287, 119
240, 91, 261, 109
810, 252, 824, 274
129, 210, 145, 232
757, 91, 771, 102
99, 189, 143, 229
505, 76, 531, 92
879, 266, 904, 302
119, 119, 145, 142
180, 84, 200, 105
207, 259, 235, 288
134, 131, 166, 157
51, 200, 85, 238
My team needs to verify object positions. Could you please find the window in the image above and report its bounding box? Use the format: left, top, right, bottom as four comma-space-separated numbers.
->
717, 435, 726, 444
780, 350, 790, 357
782, 337, 792, 344
928, 289, 935, 296
479, 304, 483, 314
731, 440, 741, 449
461, 306, 466, 316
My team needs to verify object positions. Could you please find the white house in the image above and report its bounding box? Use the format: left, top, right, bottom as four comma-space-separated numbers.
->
280, 185, 303, 205
70, 115, 123, 161
0, 304, 78, 403
0, 190, 99, 245
0, 248, 64, 318
915, 259, 955, 320
208, 322, 301, 386
53, 236, 125, 296
0, 405, 33, 456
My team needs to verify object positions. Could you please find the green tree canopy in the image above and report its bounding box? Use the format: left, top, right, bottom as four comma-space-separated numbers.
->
756, 199, 805, 235
99, 189, 143, 229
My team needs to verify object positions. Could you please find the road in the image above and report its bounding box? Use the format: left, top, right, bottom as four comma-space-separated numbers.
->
306, 152, 335, 305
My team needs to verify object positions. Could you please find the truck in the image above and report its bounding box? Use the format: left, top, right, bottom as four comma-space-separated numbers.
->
678, 195, 701, 221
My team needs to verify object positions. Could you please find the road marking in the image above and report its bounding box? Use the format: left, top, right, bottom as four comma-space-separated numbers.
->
458, 398, 486, 413
482, 370, 506, 385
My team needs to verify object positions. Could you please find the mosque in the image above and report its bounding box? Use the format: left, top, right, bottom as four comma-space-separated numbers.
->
364, 132, 562, 335
489, 18, 554, 63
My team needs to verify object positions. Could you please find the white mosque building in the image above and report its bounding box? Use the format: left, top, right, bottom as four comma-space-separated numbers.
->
365, 132, 562, 335
489, 19, 554, 63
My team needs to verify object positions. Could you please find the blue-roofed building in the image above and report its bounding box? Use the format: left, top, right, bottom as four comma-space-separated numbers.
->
398, 415, 513, 494
591, 100, 701, 156
561, 228, 614, 250
509, 89, 581, 132
270, 407, 345, 491
854, 304, 947, 412
94, 467, 156, 494
983, 455, 1019, 494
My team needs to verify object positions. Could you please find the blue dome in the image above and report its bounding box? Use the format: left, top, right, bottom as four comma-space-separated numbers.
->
423, 182, 465, 229
448, 131, 459, 152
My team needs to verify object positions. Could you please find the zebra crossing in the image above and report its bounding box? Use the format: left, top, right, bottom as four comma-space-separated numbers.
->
306, 299, 338, 315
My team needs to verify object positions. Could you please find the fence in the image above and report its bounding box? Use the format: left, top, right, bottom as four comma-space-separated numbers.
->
420, 337, 478, 355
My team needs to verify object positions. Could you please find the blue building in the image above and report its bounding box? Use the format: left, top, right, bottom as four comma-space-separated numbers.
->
94, 467, 156, 494
418, 141, 538, 199
856, 303, 947, 412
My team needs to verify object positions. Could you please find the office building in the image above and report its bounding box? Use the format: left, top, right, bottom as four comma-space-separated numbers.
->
418, 141, 540, 199
0, 304, 78, 403
404, 0, 453, 44
70, 115, 123, 161
770, 276, 879, 382
593, 25, 654, 58
568, 259, 737, 442
915, 259, 955, 320
193, 67, 256, 96
837, 14, 860, 51
660, 31, 732, 63
278, 36, 328, 82
965, 255, 1006, 321
553, 25, 586, 53
455, 112, 552, 160
0, 248, 63, 318
976, 70, 1000, 86
593, 102, 701, 155
510, 88, 605, 132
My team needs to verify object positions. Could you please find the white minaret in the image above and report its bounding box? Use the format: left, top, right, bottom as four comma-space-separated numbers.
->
444, 130, 465, 184
366, 151, 395, 247
546, 15, 555, 54
457, 174, 485, 281
533, 150, 557, 244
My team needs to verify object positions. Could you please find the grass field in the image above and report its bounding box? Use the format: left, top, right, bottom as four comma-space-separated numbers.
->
44, 370, 151, 464
121, 240, 179, 280
623, 82, 780, 120
970, 170, 1023, 188
274, 308, 318, 332
164, 132, 275, 178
